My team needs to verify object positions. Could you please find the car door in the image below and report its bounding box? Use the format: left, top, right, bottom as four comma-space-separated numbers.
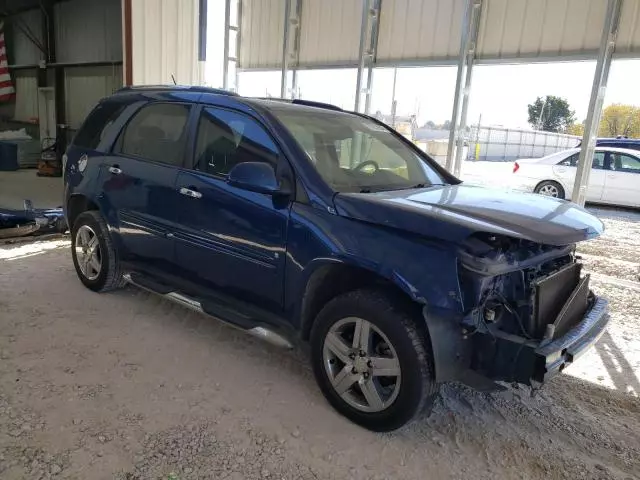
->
173, 106, 291, 314
601, 151, 640, 207
553, 151, 606, 201
99, 102, 192, 270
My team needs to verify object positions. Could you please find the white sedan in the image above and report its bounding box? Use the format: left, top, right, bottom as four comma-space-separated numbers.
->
511, 147, 640, 207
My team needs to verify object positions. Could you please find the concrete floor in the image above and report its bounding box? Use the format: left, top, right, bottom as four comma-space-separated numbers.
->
0, 169, 63, 209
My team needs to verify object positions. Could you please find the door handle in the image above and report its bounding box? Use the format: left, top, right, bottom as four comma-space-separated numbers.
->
108, 165, 122, 175
179, 187, 203, 199
607, 174, 616, 178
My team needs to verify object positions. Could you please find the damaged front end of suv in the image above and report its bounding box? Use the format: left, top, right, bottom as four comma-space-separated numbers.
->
440, 232, 609, 389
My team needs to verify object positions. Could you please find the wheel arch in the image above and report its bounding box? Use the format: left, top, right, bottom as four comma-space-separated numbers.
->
298, 259, 426, 342
66, 194, 100, 231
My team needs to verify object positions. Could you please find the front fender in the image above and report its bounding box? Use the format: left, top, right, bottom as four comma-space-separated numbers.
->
285, 203, 464, 327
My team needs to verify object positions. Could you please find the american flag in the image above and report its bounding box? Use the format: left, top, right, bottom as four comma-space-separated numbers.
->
0, 21, 15, 102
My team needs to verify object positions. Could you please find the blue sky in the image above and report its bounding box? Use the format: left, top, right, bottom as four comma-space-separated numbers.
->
205, 1, 640, 129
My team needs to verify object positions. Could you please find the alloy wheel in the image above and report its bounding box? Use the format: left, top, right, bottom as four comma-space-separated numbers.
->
75, 225, 102, 281
538, 184, 559, 197
322, 317, 401, 413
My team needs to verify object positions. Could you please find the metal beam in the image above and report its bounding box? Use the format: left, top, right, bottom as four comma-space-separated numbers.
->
446, 0, 482, 176
223, 0, 231, 90
572, 0, 622, 206
280, 0, 292, 98
354, 0, 381, 113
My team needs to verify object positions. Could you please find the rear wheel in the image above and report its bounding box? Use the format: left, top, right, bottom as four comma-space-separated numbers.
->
310, 289, 437, 431
71, 211, 125, 292
535, 180, 565, 199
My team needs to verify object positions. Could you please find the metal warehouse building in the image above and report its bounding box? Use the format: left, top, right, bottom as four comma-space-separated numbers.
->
1, 0, 640, 205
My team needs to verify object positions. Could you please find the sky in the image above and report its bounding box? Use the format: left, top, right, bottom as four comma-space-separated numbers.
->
205, 1, 640, 130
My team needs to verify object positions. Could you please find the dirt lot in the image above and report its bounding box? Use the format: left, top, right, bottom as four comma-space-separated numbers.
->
1, 207, 639, 480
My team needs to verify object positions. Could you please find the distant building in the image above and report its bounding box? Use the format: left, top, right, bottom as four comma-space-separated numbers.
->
374, 112, 418, 140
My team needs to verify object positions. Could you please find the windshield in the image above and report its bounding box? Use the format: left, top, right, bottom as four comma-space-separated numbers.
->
271, 107, 446, 192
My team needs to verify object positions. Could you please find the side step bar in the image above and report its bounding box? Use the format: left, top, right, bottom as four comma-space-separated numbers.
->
122, 273, 293, 349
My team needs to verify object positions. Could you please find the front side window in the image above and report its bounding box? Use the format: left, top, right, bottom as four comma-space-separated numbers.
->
118, 103, 190, 166
272, 107, 445, 192
194, 107, 278, 176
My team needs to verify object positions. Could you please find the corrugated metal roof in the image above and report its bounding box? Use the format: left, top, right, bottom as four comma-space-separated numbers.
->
131, 0, 203, 85
476, 0, 608, 60
238, 0, 286, 69
298, 0, 362, 66
617, 0, 640, 55
376, 0, 465, 64
54, 0, 122, 64
238, 0, 640, 70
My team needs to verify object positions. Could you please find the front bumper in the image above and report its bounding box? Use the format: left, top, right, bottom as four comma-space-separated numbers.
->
461, 294, 610, 386
534, 295, 609, 382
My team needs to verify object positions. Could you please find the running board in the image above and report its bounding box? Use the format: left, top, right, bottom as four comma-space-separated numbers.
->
122, 273, 293, 349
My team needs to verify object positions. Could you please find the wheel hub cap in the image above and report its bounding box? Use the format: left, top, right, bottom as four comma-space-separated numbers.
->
322, 317, 402, 413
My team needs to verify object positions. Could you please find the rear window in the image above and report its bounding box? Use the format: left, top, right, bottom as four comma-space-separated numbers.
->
72, 101, 127, 150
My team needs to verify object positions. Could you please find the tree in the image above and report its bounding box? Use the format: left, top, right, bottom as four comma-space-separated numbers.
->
527, 96, 575, 133
598, 104, 640, 138
567, 122, 584, 137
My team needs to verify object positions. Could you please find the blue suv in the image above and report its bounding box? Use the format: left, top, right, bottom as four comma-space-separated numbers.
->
64, 86, 609, 431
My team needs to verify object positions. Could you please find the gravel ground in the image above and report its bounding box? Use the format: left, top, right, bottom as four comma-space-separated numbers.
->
0, 207, 639, 480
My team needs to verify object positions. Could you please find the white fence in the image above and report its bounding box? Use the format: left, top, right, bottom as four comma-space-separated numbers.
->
467, 126, 580, 162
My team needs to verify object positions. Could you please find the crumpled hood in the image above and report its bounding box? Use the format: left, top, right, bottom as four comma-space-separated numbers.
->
333, 184, 604, 246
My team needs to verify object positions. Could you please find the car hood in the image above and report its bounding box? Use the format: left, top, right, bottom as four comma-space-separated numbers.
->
333, 184, 604, 246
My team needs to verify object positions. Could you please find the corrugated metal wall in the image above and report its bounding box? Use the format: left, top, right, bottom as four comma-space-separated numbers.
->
8, 9, 44, 66
238, 0, 286, 69
54, 0, 122, 64
0, 69, 39, 123
238, 0, 640, 69
131, 0, 203, 85
65, 65, 123, 129
377, 0, 465, 64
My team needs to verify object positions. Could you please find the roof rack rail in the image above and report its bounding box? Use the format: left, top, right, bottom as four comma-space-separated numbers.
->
291, 99, 343, 111
115, 85, 238, 96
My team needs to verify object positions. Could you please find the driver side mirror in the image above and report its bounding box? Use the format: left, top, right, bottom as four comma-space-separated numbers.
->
227, 162, 291, 196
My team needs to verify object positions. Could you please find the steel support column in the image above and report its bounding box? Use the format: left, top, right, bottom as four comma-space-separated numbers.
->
572, 0, 622, 206
279, 0, 302, 99
446, 0, 482, 176
354, 0, 381, 113
223, 0, 241, 91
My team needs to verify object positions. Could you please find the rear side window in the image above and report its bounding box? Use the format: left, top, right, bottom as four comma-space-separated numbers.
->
72, 101, 127, 150
558, 152, 605, 169
117, 103, 190, 166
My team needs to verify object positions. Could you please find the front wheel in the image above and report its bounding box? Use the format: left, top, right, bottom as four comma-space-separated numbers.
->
310, 289, 437, 431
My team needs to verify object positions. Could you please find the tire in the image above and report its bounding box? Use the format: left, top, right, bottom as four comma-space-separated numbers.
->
534, 180, 565, 199
310, 289, 437, 432
71, 210, 125, 292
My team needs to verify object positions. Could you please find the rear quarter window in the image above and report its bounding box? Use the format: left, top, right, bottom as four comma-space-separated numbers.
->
72, 101, 127, 150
